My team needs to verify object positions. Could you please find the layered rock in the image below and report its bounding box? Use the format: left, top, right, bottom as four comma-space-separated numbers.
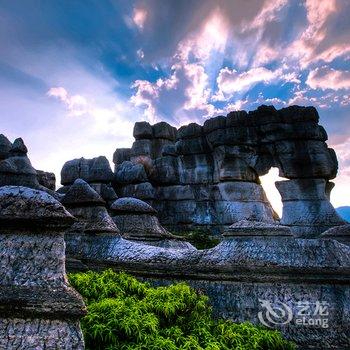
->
37, 169, 56, 190
112, 105, 340, 236
0, 135, 40, 188
61, 179, 120, 234
0, 186, 86, 349
110, 197, 195, 249
276, 179, 346, 237
321, 224, 350, 246
60, 156, 117, 207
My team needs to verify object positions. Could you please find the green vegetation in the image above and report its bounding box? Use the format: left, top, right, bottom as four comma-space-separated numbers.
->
177, 229, 221, 249
69, 269, 295, 350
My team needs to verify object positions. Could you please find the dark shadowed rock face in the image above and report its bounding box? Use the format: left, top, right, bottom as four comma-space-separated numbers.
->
36, 170, 56, 190
112, 105, 342, 235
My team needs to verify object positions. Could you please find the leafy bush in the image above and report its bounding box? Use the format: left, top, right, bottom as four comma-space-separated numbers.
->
177, 229, 221, 249
69, 269, 295, 350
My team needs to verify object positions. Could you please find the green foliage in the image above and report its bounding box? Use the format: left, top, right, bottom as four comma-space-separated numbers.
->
177, 229, 220, 249
69, 269, 296, 350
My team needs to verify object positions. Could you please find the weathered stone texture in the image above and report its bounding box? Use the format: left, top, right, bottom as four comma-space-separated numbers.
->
0, 319, 84, 350
0, 186, 85, 349
112, 105, 341, 235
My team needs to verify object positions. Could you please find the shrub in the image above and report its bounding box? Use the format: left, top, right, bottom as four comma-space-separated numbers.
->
69, 269, 295, 350
177, 229, 220, 250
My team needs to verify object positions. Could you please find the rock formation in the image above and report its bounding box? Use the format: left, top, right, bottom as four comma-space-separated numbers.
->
112, 105, 343, 236
37, 169, 56, 190
321, 224, 350, 246
0, 134, 58, 196
59, 156, 118, 207
0, 135, 40, 188
61, 179, 120, 234
110, 197, 195, 249
0, 186, 86, 349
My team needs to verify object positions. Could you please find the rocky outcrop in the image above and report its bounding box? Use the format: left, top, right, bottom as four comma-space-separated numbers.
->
276, 179, 346, 237
37, 169, 56, 190
112, 105, 342, 236
0, 186, 86, 349
321, 224, 350, 246
61, 179, 120, 234
65, 226, 350, 349
0, 135, 40, 188
110, 197, 195, 249
60, 156, 117, 207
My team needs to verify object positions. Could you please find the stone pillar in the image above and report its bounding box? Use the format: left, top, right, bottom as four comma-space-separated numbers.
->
276, 179, 346, 237
0, 186, 86, 349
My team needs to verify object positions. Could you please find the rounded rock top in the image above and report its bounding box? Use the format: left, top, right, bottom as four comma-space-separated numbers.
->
110, 197, 157, 214
61, 179, 105, 207
0, 185, 75, 228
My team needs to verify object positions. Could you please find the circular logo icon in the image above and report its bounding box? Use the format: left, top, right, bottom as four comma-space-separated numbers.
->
258, 299, 293, 327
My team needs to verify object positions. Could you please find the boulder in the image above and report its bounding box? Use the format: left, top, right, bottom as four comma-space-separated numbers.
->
61, 156, 113, 185
110, 197, 194, 249
0, 186, 85, 349
36, 170, 56, 191
62, 179, 119, 234
177, 123, 202, 139
0, 134, 12, 160
113, 148, 131, 166
151, 156, 179, 185
0, 137, 40, 189
276, 179, 346, 237
114, 161, 148, 184
131, 139, 152, 157
152, 121, 177, 140
133, 121, 153, 139
117, 182, 156, 200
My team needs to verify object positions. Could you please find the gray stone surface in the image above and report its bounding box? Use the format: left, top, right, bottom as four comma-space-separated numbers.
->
276, 179, 346, 237
223, 220, 292, 237
112, 105, 340, 234
0, 136, 40, 189
0, 319, 84, 350
0, 186, 85, 349
65, 232, 350, 348
111, 197, 157, 214
114, 161, 148, 184
321, 224, 350, 245
37, 170, 56, 190
110, 197, 194, 248
61, 156, 113, 185
62, 180, 119, 234
61, 179, 105, 207
134, 121, 153, 139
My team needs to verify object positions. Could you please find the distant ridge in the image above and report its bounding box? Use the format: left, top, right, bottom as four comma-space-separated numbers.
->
336, 206, 350, 223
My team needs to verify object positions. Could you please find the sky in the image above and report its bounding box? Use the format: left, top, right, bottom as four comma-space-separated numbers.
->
0, 0, 350, 215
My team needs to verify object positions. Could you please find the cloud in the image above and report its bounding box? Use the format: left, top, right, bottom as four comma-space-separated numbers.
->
289, 0, 350, 67
306, 66, 350, 90
133, 7, 147, 29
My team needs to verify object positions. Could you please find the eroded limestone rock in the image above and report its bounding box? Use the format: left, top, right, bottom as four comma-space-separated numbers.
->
276, 179, 346, 237
113, 105, 341, 235
0, 186, 85, 349
110, 197, 195, 249
61, 179, 120, 234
